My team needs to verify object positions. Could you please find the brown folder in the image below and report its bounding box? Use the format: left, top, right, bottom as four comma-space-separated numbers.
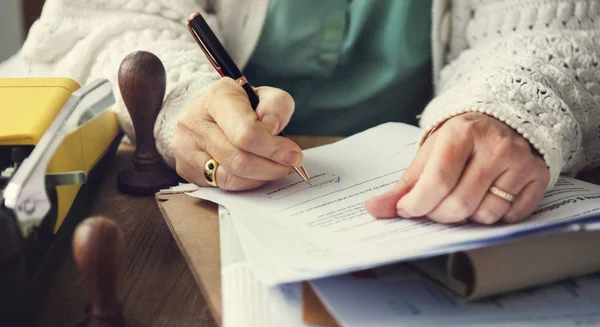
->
156, 192, 224, 326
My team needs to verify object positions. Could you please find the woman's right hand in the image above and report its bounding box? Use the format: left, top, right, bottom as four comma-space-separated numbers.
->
171, 77, 303, 190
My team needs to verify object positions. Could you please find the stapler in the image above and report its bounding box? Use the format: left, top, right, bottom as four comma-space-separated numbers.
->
0, 78, 122, 324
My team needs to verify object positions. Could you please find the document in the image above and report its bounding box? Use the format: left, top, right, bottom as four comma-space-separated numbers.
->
311, 267, 600, 327
191, 123, 600, 286
219, 206, 328, 327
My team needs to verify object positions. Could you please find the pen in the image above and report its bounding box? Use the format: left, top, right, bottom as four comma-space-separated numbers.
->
186, 12, 311, 185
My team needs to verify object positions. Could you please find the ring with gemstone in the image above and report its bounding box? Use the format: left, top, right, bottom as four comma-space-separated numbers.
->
204, 158, 219, 187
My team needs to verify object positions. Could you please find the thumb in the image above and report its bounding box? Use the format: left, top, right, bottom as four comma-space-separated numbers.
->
363, 140, 433, 218
254, 87, 295, 135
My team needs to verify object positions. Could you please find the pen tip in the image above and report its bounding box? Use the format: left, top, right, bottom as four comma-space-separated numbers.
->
293, 166, 311, 185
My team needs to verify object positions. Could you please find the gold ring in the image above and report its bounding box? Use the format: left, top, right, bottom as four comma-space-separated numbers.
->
489, 186, 516, 203
204, 158, 219, 187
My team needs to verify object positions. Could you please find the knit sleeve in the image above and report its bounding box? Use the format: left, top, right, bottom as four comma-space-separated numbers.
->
419, 1, 600, 189
19, 0, 221, 168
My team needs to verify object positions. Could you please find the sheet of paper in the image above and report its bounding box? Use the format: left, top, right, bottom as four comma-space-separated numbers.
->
194, 123, 600, 285
311, 269, 600, 327
219, 206, 328, 327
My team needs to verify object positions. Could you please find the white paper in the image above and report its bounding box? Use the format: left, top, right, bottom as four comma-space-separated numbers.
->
196, 123, 600, 286
219, 206, 328, 327
311, 268, 600, 327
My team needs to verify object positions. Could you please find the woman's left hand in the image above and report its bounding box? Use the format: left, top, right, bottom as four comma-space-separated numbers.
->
364, 112, 550, 225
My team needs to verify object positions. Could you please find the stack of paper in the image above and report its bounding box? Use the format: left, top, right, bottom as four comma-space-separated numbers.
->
220, 206, 329, 327
187, 122, 600, 326
190, 122, 600, 286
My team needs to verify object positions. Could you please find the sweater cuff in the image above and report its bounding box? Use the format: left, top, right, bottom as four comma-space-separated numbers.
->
112, 76, 218, 169
154, 77, 218, 168
419, 92, 564, 190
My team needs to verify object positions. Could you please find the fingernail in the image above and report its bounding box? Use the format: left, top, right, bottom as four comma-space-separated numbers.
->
285, 151, 301, 166
397, 208, 412, 218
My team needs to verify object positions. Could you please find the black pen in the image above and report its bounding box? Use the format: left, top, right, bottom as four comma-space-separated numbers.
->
186, 12, 311, 185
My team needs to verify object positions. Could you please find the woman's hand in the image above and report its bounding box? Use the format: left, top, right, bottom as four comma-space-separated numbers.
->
364, 112, 550, 225
171, 77, 302, 190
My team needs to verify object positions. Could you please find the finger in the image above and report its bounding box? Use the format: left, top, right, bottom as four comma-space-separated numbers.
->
175, 152, 264, 191
396, 129, 473, 218
503, 179, 547, 223
172, 128, 266, 190
426, 142, 530, 224
426, 157, 499, 224
364, 138, 434, 219
195, 122, 294, 181
254, 86, 295, 135
205, 78, 303, 167
470, 170, 531, 225
172, 126, 262, 189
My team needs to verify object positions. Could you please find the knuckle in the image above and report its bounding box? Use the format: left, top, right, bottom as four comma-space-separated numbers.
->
272, 89, 295, 114
534, 161, 550, 183
456, 117, 477, 136
191, 131, 206, 151
474, 164, 493, 182
176, 112, 193, 132
431, 172, 455, 195
175, 163, 190, 183
442, 119, 471, 146
518, 156, 537, 171
197, 87, 217, 114
513, 135, 532, 153
170, 131, 182, 155
266, 143, 285, 162
397, 174, 416, 189
471, 207, 500, 225
215, 76, 238, 90
444, 196, 475, 221
227, 149, 251, 175
503, 202, 534, 223
231, 122, 259, 150
492, 139, 514, 159
401, 204, 421, 218
503, 211, 524, 224
430, 213, 466, 224
539, 169, 550, 185
219, 171, 237, 191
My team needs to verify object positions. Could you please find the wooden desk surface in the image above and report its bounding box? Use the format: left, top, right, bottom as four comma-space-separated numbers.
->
32, 144, 218, 327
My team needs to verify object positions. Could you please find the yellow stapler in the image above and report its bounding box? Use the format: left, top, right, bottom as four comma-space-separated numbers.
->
0, 78, 121, 323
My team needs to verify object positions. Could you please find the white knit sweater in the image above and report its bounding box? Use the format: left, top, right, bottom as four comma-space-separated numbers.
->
16, 0, 600, 189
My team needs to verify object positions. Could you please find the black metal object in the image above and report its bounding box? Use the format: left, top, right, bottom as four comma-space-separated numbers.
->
0, 133, 122, 326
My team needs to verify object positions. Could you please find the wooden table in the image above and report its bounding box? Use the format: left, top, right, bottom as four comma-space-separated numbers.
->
32, 144, 218, 327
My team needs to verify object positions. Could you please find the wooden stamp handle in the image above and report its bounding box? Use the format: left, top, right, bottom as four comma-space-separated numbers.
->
73, 217, 125, 327
118, 51, 166, 170
116, 51, 180, 196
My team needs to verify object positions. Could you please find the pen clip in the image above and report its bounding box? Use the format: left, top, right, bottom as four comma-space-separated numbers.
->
186, 20, 225, 77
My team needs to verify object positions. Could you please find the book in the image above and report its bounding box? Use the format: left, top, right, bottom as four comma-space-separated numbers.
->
410, 229, 600, 300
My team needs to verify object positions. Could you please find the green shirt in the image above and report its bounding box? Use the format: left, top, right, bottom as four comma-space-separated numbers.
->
243, 0, 433, 136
